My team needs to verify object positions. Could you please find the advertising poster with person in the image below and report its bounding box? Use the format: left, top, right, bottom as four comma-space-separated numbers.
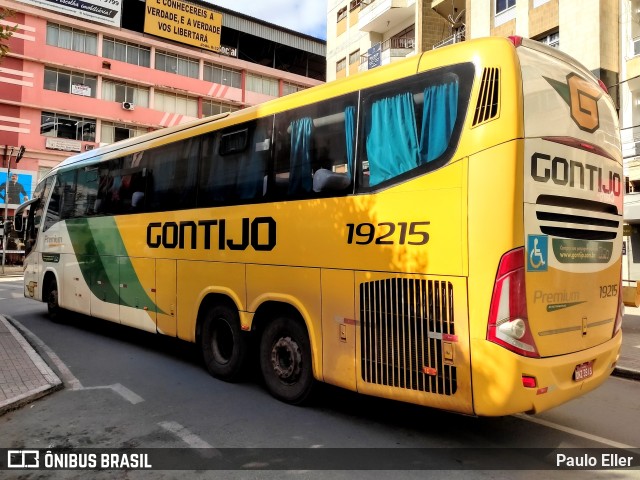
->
0, 169, 34, 209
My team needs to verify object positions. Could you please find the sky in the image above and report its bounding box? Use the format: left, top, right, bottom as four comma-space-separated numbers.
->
205, 1, 328, 40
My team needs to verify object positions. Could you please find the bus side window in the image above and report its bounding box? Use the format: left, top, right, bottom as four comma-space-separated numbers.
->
146, 138, 199, 211
271, 94, 357, 199
58, 170, 77, 220
44, 177, 61, 231
198, 118, 271, 207
359, 67, 466, 190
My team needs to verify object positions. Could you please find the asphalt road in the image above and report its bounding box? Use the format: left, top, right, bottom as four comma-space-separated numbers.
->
0, 277, 638, 479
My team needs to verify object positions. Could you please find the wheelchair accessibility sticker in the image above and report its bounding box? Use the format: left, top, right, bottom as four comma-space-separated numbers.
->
527, 235, 548, 272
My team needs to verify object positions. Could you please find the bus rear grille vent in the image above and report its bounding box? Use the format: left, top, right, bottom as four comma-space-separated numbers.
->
535, 194, 620, 241
472, 67, 500, 126
359, 278, 456, 395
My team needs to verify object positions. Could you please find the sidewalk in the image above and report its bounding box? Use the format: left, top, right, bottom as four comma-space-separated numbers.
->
0, 273, 638, 415
0, 315, 62, 416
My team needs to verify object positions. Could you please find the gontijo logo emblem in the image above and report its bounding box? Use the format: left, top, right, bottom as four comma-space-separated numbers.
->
527, 235, 548, 272
544, 73, 603, 133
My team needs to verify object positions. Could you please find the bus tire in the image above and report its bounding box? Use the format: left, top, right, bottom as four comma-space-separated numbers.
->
45, 277, 61, 322
259, 315, 314, 405
200, 303, 247, 382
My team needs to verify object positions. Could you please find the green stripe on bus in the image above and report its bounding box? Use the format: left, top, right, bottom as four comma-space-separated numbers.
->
66, 217, 160, 312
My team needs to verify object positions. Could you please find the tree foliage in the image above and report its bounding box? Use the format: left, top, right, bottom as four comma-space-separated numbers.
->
0, 8, 17, 59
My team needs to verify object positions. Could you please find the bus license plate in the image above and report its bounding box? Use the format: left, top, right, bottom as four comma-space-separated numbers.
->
574, 361, 593, 381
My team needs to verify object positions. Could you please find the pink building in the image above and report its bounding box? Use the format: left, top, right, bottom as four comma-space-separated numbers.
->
0, 0, 325, 219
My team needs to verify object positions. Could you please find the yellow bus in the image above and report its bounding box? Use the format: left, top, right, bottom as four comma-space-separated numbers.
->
16, 36, 623, 416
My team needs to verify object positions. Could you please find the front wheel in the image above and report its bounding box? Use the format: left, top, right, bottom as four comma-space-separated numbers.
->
45, 277, 61, 322
200, 303, 248, 382
259, 316, 314, 405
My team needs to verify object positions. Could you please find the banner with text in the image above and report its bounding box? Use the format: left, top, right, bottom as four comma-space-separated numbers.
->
17, 0, 122, 27
144, 0, 222, 52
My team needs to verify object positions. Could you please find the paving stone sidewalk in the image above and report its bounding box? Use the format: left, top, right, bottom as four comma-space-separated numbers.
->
0, 315, 62, 416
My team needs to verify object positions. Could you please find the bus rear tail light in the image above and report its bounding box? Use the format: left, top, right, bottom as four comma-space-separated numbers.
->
487, 248, 540, 358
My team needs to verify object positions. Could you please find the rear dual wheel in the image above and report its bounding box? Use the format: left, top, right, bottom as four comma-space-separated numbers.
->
259, 316, 314, 405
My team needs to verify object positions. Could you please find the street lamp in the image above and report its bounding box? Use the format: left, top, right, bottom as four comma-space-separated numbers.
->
2, 145, 26, 274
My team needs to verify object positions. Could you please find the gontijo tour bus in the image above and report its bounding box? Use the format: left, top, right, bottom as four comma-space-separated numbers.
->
15, 36, 623, 416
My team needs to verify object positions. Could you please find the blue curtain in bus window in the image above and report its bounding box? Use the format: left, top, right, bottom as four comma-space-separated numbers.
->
366, 92, 419, 186
419, 81, 458, 164
345, 106, 356, 179
289, 117, 313, 195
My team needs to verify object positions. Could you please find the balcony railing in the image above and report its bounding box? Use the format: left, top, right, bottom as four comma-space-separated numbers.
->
433, 28, 466, 49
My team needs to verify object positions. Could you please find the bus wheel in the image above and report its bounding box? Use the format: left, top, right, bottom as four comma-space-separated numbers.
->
200, 303, 247, 382
45, 278, 61, 322
259, 316, 314, 405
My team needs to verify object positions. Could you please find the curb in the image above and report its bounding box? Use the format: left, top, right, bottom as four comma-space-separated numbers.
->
612, 366, 640, 382
0, 316, 63, 416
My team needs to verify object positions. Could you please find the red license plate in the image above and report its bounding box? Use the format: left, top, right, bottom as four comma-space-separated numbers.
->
574, 361, 594, 381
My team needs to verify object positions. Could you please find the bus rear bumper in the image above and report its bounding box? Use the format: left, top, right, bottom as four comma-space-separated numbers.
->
471, 331, 622, 416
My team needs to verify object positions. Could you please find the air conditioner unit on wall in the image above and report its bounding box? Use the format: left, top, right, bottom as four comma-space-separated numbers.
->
122, 102, 135, 111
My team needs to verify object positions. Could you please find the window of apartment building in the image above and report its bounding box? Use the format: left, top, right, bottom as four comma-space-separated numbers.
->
102, 79, 150, 108
203, 63, 242, 88
155, 51, 199, 78
44, 67, 97, 97
336, 58, 347, 73
46, 23, 97, 55
103, 37, 151, 67
349, 0, 361, 11
349, 50, 360, 66
337, 6, 347, 22
246, 73, 279, 96
41, 112, 96, 142
154, 91, 198, 117
495, 0, 516, 14
202, 100, 239, 117
536, 31, 559, 49
495, 0, 516, 26
101, 121, 148, 144
283, 82, 306, 96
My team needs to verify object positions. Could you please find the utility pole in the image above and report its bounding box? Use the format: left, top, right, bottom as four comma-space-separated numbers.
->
2, 145, 25, 274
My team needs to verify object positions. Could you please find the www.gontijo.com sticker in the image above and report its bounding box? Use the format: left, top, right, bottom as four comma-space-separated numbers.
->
527, 235, 548, 272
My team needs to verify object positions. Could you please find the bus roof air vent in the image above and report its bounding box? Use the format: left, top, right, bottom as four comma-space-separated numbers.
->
472, 67, 500, 127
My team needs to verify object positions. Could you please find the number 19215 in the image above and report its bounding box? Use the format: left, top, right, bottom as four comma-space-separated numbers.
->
346, 221, 430, 245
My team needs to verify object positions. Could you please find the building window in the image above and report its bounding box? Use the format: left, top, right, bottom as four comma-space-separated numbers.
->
202, 100, 239, 117
337, 6, 347, 22
349, 50, 360, 65
102, 80, 150, 108
44, 67, 97, 97
246, 73, 279, 96
537, 31, 559, 49
101, 121, 148, 144
155, 51, 199, 78
496, 0, 516, 14
495, 0, 516, 26
46, 23, 97, 55
103, 37, 151, 67
336, 58, 347, 73
41, 112, 96, 142
349, 0, 361, 11
154, 91, 198, 117
283, 82, 305, 96
203, 63, 242, 88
